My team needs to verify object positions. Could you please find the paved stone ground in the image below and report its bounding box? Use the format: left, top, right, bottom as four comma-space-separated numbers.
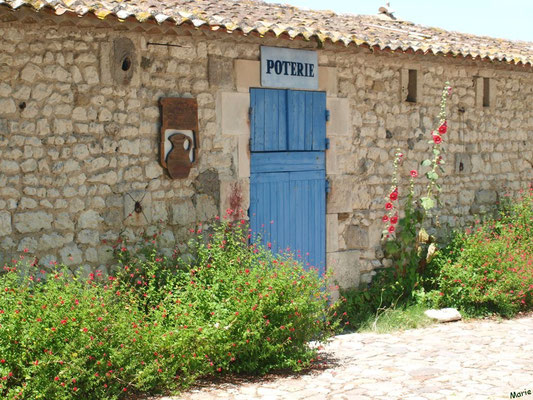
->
159, 315, 533, 400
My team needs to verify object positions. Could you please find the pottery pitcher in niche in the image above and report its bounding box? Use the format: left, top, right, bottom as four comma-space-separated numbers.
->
159, 98, 199, 179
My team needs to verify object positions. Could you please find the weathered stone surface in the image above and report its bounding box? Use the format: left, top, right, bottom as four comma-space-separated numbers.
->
0, 99, 16, 115
78, 210, 103, 229
0, 211, 12, 236
14, 212, 53, 233
425, 308, 462, 323
208, 55, 234, 88
195, 194, 218, 221
59, 243, 83, 266
171, 199, 196, 225
344, 225, 369, 250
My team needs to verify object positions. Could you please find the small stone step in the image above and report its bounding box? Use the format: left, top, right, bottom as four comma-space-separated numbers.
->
424, 308, 462, 323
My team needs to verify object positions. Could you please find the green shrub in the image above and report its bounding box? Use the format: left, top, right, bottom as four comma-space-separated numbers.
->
0, 218, 342, 399
425, 188, 533, 317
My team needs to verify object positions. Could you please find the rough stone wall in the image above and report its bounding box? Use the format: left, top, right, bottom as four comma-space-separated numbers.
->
0, 9, 531, 286
326, 49, 533, 287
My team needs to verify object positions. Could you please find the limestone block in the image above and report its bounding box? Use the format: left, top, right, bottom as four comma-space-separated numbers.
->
196, 194, 218, 222
124, 191, 152, 226
54, 212, 74, 231
0, 160, 20, 174
326, 97, 350, 136
38, 233, 66, 251
83, 65, 100, 85
18, 237, 38, 253
237, 134, 250, 178
327, 250, 361, 289
344, 225, 369, 250
78, 210, 103, 229
31, 83, 52, 101
218, 92, 250, 136
234, 59, 260, 92
72, 144, 90, 160
97, 245, 114, 264
77, 229, 100, 245
20, 63, 43, 83
0, 211, 11, 236
118, 139, 140, 155
171, 199, 196, 225
14, 211, 53, 233
326, 137, 338, 175
318, 66, 338, 95
0, 99, 16, 115
152, 201, 169, 222
145, 161, 162, 179
352, 189, 371, 210
88, 171, 118, 185
326, 214, 339, 253
326, 176, 354, 214
20, 159, 37, 173
208, 55, 234, 89
475, 189, 498, 205
86, 247, 98, 263
60, 243, 83, 266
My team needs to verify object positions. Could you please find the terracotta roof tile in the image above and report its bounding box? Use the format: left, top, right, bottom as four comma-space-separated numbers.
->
1, 0, 531, 66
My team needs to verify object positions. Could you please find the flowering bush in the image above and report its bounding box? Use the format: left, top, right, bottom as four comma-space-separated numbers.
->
425, 187, 533, 317
0, 216, 342, 399
381, 83, 452, 297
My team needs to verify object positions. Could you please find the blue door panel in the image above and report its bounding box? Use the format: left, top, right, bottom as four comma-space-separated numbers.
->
250, 88, 326, 276
251, 152, 324, 173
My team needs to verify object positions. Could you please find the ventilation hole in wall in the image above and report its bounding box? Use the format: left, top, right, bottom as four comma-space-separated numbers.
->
459, 162, 464, 172
121, 56, 132, 72
483, 77, 490, 107
386, 130, 393, 139
19, 102, 26, 110
406, 69, 417, 103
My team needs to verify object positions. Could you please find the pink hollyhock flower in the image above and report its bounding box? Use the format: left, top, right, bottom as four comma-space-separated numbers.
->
390, 215, 398, 224
388, 225, 395, 233
410, 170, 418, 178
389, 190, 398, 201
438, 121, 447, 134
382, 215, 389, 222
432, 134, 442, 144
385, 202, 393, 210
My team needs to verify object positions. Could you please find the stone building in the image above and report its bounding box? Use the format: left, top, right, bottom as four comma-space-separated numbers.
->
0, 0, 531, 289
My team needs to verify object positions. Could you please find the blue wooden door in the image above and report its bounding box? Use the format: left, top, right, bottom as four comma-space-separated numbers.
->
250, 88, 327, 275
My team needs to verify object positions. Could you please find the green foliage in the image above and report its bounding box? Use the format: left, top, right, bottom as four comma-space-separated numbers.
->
424, 188, 533, 317
357, 303, 433, 333
337, 268, 409, 331
0, 219, 343, 399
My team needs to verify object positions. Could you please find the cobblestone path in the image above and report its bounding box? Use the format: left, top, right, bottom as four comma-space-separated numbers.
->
160, 315, 533, 400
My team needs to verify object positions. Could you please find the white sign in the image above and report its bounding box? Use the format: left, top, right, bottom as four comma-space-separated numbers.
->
261, 46, 318, 90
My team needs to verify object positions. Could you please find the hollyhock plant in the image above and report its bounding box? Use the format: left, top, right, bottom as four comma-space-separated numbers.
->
381, 82, 452, 295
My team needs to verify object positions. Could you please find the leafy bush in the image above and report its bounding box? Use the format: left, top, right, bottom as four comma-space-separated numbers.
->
424, 188, 533, 317
0, 218, 342, 399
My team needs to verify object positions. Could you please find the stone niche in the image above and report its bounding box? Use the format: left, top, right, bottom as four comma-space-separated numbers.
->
100, 36, 140, 86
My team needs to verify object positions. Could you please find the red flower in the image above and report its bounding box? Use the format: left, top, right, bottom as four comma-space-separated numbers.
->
382, 215, 389, 222
385, 202, 393, 210
432, 134, 442, 144
388, 225, 395, 233
390, 215, 398, 224
410, 170, 418, 178
438, 121, 447, 134
389, 190, 398, 201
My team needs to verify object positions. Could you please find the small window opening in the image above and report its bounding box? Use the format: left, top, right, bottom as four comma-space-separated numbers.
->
121, 56, 132, 72
406, 69, 417, 102
483, 77, 490, 107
